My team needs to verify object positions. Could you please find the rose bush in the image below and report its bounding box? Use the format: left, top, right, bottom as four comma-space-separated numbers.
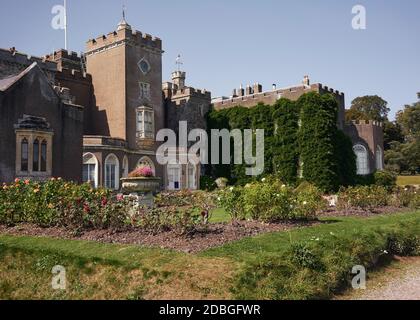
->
0, 178, 129, 230
337, 185, 389, 211
217, 179, 326, 222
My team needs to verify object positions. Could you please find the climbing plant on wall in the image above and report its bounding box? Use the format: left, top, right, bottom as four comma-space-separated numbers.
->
206, 92, 356, 191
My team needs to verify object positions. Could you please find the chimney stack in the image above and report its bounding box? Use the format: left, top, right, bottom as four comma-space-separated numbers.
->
237, 84, 244, 97
272, 84, 277, 91
246, 85, 253, 95
303, 75, 310, 86
253, 82, 262, 94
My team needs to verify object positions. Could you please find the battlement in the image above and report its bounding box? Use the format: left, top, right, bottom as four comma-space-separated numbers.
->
85, 27, 162, 54
45, 49, 81, 62
57, 67, 92, 81
168, 86, 211, 101
0, 47, 57, 72
319, 84, 345, 97
347, 120, 383, 127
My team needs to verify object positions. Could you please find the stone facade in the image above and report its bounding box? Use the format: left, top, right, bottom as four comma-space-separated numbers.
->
213, 77, 346, 129
0, 62, 84, 183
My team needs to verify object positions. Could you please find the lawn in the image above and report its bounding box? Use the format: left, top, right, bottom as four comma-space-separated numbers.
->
0, 211, 419, 300
397, 176, 420, 186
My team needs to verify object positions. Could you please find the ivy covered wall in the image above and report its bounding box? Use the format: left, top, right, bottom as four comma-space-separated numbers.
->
206, 92, 356, 192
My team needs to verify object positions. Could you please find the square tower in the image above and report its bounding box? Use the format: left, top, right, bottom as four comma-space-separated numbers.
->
85, 20, 164, 151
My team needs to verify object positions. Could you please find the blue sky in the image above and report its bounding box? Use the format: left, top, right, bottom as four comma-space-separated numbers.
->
1, 0, 419, 119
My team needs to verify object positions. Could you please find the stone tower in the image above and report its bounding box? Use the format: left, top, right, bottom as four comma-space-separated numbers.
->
85, 18, 164, 152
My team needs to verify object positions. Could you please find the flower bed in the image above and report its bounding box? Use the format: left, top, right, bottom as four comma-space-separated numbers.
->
0, 178, 129, 230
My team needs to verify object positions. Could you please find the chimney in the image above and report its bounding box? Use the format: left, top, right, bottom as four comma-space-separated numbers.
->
303, 75, 310, 86
272, 84, 277, 91
246, 85, 253, 95
232, 89, 238, 98
237, 84, 244, 97
253, 82, 262, 94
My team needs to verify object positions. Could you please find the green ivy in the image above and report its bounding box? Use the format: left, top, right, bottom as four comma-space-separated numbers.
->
206, 92, 356, 191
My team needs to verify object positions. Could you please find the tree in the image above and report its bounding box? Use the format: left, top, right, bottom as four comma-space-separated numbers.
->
349, 95, 390, 121
345, 108, 369, 122
396, 97, 420, 141
383, 120, 404, 150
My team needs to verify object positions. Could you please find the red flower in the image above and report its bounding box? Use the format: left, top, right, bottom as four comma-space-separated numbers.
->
101, 197, 108, 206
83, 203, 91, 213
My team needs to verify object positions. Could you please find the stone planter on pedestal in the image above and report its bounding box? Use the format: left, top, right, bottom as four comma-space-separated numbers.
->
120, 177, 161, 208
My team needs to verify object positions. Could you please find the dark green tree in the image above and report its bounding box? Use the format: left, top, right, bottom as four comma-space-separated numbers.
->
349, 95, 390, 122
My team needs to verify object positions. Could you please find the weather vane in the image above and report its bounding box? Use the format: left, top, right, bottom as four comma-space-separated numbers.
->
175, 54, 183, 71
122, 4, 126, 20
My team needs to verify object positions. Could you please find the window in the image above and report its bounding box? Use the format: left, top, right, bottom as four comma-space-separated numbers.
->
15, 116, 53, 177
139, 82, 151, 100
353, 144, 369, 175
33, 139, 39, 172
167, 164, 181, 190
105, 154, 119, 190
41, 140, 47, 172
138, 58, 151, 75
122, 156, 129, 178
187, 163, 196, 190
376, 146, 383, 170
21, 138, 29, 172
136, 107, 155, 139
83, 153, 98, 187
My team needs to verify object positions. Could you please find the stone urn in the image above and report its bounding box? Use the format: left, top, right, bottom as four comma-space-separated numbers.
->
120, 177, 161, 194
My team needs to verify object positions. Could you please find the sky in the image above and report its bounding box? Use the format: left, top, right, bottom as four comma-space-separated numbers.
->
1, 0, 419, 119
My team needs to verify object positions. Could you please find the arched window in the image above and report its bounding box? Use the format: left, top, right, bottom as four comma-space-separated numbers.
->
21, 138, 29, 172
41, 140, 47, 172
105, 154, 120, 190
122, 156, 129, 178
353, 144, 369, 175
187, 163, 197, 190
83, 153, 98, 188
137, 156, 155, 175
376, 146, 383, 170
33, 139, 39, 172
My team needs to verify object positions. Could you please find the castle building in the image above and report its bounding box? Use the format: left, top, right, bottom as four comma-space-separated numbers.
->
0, 18, 383, 186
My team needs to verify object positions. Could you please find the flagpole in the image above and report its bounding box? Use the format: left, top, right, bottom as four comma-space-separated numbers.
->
64, 0, 68, 50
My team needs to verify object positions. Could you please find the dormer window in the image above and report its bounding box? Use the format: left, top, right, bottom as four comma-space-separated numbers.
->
136, 106, 155, 139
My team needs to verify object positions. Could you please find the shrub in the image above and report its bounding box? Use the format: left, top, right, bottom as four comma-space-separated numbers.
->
387, 233, 419, 256
200, 176, 217, 191
0, 178, 130, 230
217, 186, 246, 220
374, 170, 397, 190
293, 183, 327, 220
337, 185, 389, 211
217, 178, 324, 222
289, 242, 323, 271
242, 179, 294, 222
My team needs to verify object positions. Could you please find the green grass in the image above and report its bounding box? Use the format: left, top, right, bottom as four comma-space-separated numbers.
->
397, 175, 420, 186
0, 210, 419, 299
210, 208, 230, 223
